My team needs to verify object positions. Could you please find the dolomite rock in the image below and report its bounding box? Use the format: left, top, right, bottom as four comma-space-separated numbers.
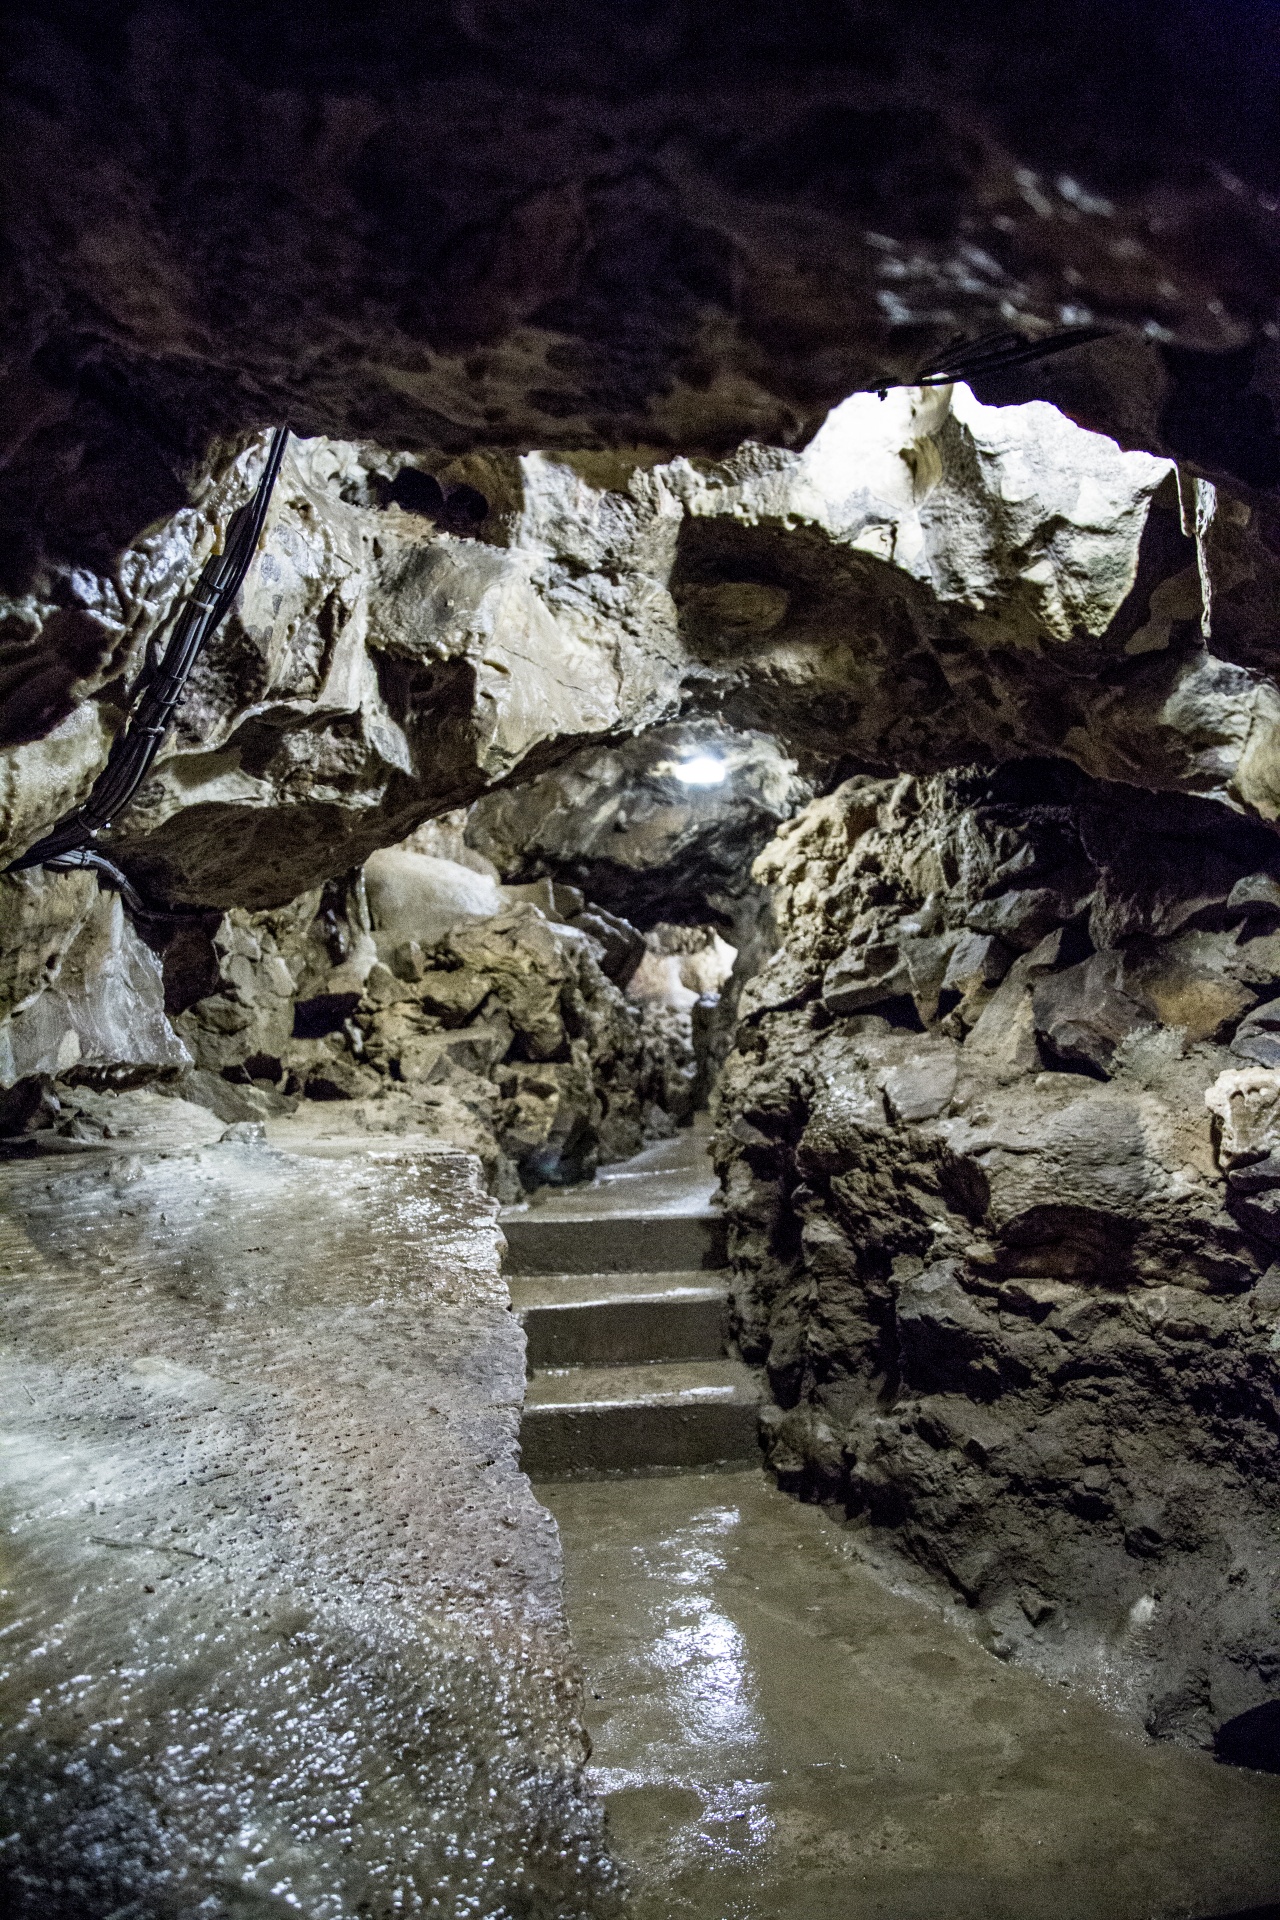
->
716, 767, 1280, 1743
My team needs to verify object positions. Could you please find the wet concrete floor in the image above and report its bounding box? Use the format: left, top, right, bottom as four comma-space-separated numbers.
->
540, 1467, 1280, 1920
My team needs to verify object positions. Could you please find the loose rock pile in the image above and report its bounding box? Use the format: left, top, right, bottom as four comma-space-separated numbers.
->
716, 764, 1280, 1743
0, 840, 691, 1199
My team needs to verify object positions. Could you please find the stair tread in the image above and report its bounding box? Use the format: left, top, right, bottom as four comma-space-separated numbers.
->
502, 1201, 720, 1227
524, 1358, 763, 1412
501, 1206, 726, 1276
511, 1272, 727, 1311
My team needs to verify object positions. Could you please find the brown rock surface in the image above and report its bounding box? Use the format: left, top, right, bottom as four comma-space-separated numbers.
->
4, 0, 1280, 594
716, 767, 1280, 1742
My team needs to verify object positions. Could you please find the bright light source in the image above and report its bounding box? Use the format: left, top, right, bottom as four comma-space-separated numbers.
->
674, 755, 727, 787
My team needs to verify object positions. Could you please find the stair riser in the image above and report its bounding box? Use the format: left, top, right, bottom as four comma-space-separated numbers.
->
521, 1295, 729, 1367
502, 1212, 727, 1275
520, 1400, 761, 1478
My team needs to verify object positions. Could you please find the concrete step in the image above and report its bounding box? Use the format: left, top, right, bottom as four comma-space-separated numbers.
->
512, 1271, 729, 1367
501, 1208, 726, 1275
520, 1359, 764, 1478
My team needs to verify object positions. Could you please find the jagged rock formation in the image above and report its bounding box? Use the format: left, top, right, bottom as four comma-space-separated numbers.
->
0, 867, 189, 1085
160, 856, 666, 1198
1, 732, 693, 1194
6, 7, 1280, 1881
715, 766, 1280, 1743
1, 434, 683, 905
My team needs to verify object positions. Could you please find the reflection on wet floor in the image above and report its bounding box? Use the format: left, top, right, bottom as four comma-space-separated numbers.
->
540, 1469, 1280, 1920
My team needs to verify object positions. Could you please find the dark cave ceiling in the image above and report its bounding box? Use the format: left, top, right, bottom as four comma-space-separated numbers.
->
3, 0, 1280, 587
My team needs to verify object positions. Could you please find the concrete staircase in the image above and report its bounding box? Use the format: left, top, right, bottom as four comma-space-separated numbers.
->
504, 1124, 764, 1477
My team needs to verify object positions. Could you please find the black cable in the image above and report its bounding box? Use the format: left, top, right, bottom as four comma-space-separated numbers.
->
864, 326, 1112, 399
8, 426, 289, 889
912, 325, 1113, 387
41, 847, 144, 913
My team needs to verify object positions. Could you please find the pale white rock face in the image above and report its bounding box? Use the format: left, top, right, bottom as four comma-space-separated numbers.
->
626, 952, 702, 1012
673, 381, 1173, 637
364, 848, 510, 954
1205, 1067, 1280, 1167
467, 385, 1280, 822
0, 873, 188, 1087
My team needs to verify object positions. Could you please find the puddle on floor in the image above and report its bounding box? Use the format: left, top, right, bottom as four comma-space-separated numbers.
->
539, 1468, 1280, 1920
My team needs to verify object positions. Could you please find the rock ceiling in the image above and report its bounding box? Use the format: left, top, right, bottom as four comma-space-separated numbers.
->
6, 383, 1280, 910
2, 0, 1280, 596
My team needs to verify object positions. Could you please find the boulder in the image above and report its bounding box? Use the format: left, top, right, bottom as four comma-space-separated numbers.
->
364, 849, 509, 952
1229, 1000, 1280, 1068
1032, 951, 1153, 1073
0, 872, 188, 1087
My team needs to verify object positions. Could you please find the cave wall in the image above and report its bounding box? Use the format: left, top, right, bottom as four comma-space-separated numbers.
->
715, 766, 1280, 1744
0, 842, 686, 1199
0, 432, 684, 904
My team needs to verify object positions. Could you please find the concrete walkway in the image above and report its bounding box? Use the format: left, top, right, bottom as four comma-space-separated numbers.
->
544, 1468, 1280, 1920
505, 1125, 1280, 1919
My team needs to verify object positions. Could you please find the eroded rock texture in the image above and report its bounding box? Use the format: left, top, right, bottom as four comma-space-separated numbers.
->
0, 842, 678, 1199
468, 719, 809, 927
14, 381, 1280, 925
0, 1135, 618, 1918
716, 767, 1280, 1742
1, 434, 684, 904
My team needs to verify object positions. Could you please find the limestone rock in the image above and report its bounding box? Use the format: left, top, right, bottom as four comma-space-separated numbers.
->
1230, 1001, 1280, 1069
174, 908, 304, 1080
87, 437, 682, 907
157, 863, 686, 1197
365, 848, 509, 953
571, 907, 645, 986
14, 385, 1280, 921
0, 871, 188, 1086
1032, 952, 1154, 1074
6, 0, 1278, 612
467, 720, 808, 927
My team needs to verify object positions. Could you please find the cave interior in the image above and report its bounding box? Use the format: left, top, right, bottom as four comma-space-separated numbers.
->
4, 3, 1280, 1915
